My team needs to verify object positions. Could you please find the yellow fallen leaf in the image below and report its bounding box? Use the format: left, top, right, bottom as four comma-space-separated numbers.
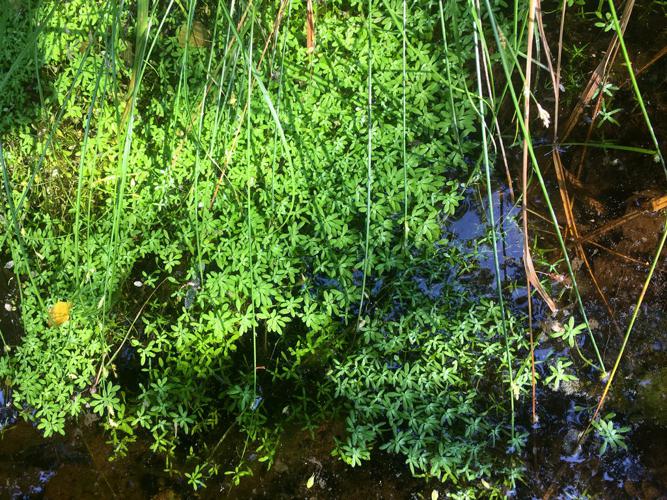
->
306, 474, 315, 489
49, 301, 72, 326
431, 490, 439, 500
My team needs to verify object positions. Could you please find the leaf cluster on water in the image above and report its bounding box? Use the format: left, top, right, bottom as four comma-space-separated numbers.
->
1, 0, 529, 494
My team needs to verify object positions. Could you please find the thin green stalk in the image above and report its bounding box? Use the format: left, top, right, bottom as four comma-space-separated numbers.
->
218, 2, 297, 232
471, 0, 515, 441
402, 0, 408, 244
206, 0, 237, 186
438, 1, 463, 158
558, 142, 657, 155
193, 0, 223, 284
11, 40, 94, 222
0, 3, 56, 97
606, 0, 666, 177
269, 1, 292, 217
246, 13, 258, 397
357, 0, 373, 327
74, 55, 106, 286
105, 0, 150, 309
0, 142, 44, 314
483, 0, 606, 374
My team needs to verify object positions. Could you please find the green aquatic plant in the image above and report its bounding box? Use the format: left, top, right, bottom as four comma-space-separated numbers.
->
545, 358, 578, 392
0, 0, 536, 494
549, 317, 586, 349
331, 293, 529, 490
591, 413, 630, 455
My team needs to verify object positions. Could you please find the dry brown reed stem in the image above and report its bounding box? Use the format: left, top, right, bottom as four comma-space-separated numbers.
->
517, 2, 570, 315
559, 0, 635, 142
555, 166, 583, 189
523, 0, 540, 425
578, 194, 667, 244
306, 0, 315, 54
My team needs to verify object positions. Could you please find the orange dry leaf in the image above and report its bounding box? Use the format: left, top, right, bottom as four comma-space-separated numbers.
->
49, 301, 72, 326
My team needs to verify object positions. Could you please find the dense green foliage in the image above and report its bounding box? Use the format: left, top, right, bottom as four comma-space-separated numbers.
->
1, 0, 530, 495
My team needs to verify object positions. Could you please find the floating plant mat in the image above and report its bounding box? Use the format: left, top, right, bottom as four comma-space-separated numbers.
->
0, 0, 531, 496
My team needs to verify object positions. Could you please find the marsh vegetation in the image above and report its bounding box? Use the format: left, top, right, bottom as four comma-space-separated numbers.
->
0, 0, 665, 497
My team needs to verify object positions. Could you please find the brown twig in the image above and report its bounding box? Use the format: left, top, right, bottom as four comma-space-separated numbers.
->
559, 0, 635, 142
586, 239, 649, 267
619, 44, 667, 89
577, 194, 667, 244
306, 0, 315, 55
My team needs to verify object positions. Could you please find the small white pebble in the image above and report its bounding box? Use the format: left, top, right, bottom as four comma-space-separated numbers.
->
133, 280, 143, 287
4, 260, 13, 269
4, 303, 12, 312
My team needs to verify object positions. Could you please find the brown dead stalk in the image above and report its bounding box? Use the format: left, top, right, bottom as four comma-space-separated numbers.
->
578, 194, 667, 244
559, 0, 635, 142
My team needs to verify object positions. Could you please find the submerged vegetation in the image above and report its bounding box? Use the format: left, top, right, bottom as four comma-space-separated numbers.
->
0, 0, 665, 497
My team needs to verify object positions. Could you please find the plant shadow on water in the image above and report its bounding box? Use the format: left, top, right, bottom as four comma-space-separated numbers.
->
0, 417, 437, 499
